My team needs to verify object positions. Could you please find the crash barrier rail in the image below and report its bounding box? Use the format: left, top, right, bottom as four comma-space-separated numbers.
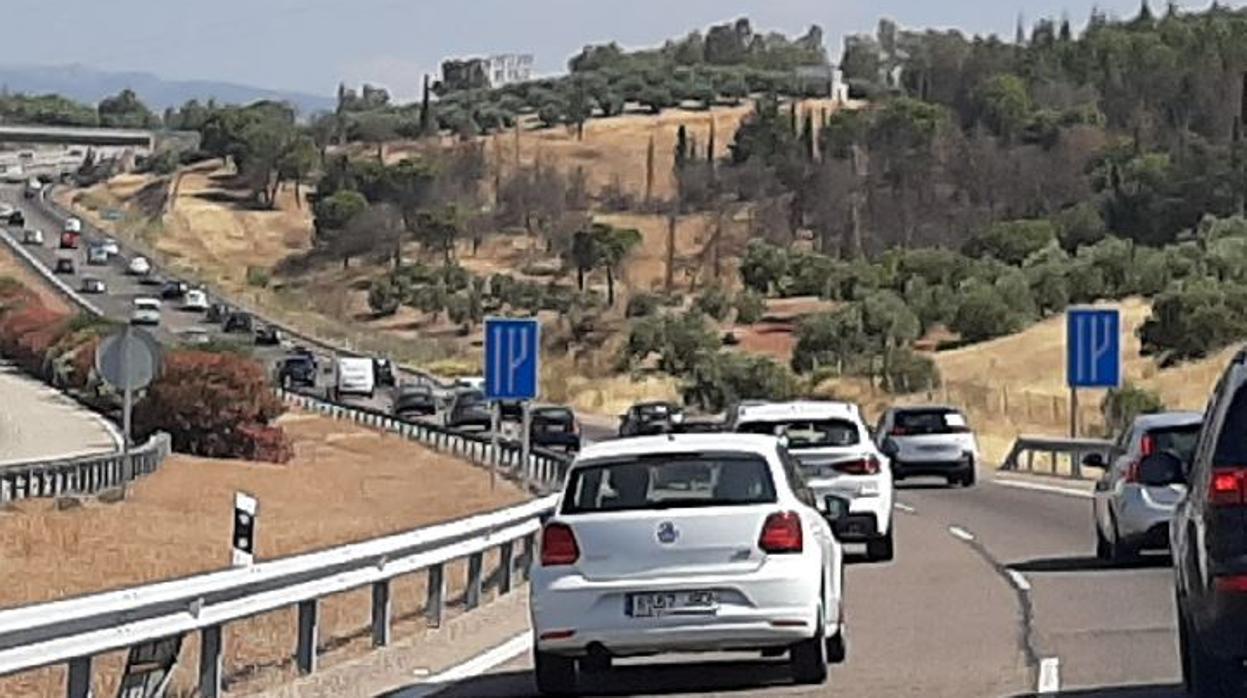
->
0, 432, 171, 504
0, 492, 559, 698
1000, 435, 1113, 480
280, 388, 574, 494
0, 225, 104, 317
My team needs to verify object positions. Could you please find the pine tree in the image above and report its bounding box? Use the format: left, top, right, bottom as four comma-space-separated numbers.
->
1015, 14, 1026, 44
1059, 13, 1072, 41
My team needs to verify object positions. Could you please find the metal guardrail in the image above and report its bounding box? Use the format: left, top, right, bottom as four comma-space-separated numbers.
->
0, 492, 558, 698
0, 224, 104, 317
280, 389, 573, 494
0, 432, 170, 503
1000, 435, 1113, 480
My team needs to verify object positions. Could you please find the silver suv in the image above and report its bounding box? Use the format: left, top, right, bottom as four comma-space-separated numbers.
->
874, 406, 979, 487
1084, 411, 1202, 563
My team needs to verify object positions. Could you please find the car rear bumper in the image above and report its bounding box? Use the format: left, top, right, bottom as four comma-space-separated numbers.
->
1193, 592, 1247, 660
1115, 487, 1178, 544
892, 458, 972, 478
533, 434, 581, 450
531, 567, 831, 657
808, 481, 893, 536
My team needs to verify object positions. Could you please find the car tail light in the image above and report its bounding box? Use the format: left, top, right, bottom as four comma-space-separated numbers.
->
758, 512, 803, 554
1124, 435, 1158, 483
1209, 468, 1247, 507
835, 456, 881, 476
540, 523, 579, 566
1141, 434, 1156, 457
890, 427, 907, 436
1215, 575, 1247, 593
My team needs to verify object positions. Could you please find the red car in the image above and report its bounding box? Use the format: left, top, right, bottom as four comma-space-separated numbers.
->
59, 231, 80, 249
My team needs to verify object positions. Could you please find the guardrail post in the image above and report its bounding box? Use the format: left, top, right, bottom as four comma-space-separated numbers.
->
466, 551, 484, 610
520, 533, 535, 582
499, 541, 514, 595
425, 563, 445, 628
199, 624, 223, 698
296, 599, 319, 675
371, 580, 391, 648
66, 656, 91, 698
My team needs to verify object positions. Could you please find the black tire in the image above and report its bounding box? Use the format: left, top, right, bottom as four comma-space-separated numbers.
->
1095, 521, 1111, 561
790, 607, 829, 684
579, 653, 611, 674
533, 649, 576, 696
961, 464, 977, 487
1108, 515, 1140, 564
866, 527, 895, 562
825, 627, 847, 664
1180, 597, 1243, 697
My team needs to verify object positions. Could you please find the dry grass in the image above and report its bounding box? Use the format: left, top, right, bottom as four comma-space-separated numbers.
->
0, 240, 73, 315
0, 410, 525, 698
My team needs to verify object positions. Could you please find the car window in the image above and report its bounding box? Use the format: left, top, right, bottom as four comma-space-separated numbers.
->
1213, 384, 1247, 467
737, 419, 859, 448
892, 409, 970, 435
1149, 425, 1201, 464
777, 446, 816, 508
562, 454, 777, 514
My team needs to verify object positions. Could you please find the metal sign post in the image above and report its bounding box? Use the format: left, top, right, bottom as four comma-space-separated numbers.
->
520, 401, 532, 492
232, 492, 258, 567
96, 326, 161, 494
1066, 308, 1122, 438
490, 402, 500, 491
484, 317, 541, 490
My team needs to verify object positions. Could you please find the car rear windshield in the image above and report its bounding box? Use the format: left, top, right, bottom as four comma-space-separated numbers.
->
562, 454, 777, 514
1148, 425, 1200, 464
736, 419, 859, 448
638, 404, 677, 419
893, 409, 970, 435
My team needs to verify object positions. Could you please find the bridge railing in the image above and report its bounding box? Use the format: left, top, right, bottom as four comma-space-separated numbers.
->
1000, 435, 1113, 480
0, 492, 558, 698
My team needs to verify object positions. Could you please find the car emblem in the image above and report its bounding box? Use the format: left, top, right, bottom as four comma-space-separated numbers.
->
656, 521, 679, 544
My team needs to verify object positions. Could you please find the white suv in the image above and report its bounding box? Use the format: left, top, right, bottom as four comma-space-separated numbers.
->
530, 434, 846, 695
733, 401, 895, 562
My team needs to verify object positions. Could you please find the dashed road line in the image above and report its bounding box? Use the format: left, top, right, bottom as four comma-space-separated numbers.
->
992, 477, 1094, 499
894, 502, 916, 514
948, 526, 975, 542
1007, 569, 1032, 593
1037, 656, 1061, 695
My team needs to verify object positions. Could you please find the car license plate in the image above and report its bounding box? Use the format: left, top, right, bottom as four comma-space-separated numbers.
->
628, 590, 718, 618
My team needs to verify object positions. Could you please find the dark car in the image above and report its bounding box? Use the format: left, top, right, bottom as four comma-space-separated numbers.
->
8, 210, 24, 227
1171, 350, 1247, 696
254, 325, 281, 346
530, 406, 581, 452
80, 276, 106, 294
205, 303, 230, 324
160, 280, 188, 300
277, 354, 317, 388
499, 400, 523, 422
139, 273, 163, 287
618, 401, 685, 437
445, 389, 492, 431
53, 257, 75, 274
393, 385, 438, 419
373, 358, 396, 387
224, 312, 254, 334
671, 419, 723, 434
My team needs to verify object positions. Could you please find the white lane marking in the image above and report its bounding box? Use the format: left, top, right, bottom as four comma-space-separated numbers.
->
993, 477, 1094, 499
394, 632, 531, 697
894, 502, 916, 514
1007, 569, 1032, 593
948, 526, 975, 542
1037, 656, 1061, 695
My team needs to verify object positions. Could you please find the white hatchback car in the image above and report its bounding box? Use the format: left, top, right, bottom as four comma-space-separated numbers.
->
130, 297, 161, 326
182, 289, 209, 312
127, 256, 152, 276
530, 434, 846, 695
733, 401, 895, 562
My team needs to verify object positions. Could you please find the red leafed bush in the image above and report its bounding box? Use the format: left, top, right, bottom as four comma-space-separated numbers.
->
0, 303, 71, 375
65, 335, 101, 390
238, 424, 295, 464
134, 350, 290, 462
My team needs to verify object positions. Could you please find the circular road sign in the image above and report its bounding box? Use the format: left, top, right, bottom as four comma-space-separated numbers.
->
95, 326, 161, 392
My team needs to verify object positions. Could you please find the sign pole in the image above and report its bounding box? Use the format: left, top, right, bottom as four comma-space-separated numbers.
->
1069, 387, 1078, 439
520, 401, 532, 492
121, 325, 133, 496
489, 402, 500, 491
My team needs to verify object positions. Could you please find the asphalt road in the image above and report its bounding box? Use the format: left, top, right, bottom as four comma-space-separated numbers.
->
0, 362, 118, 465
416, 476, 1182, 698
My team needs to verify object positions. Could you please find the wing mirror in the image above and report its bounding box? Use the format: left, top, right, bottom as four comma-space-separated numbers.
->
1138, 452, 1186, 487
822, 494, 852, 535
1081, 452, 1107, 469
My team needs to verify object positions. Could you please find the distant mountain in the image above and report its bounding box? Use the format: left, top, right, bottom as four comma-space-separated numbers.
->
0, 64, 335, 116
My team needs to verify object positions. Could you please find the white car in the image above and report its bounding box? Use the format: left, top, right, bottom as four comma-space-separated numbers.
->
732, 401, 895, 562
130, 298, 161, 326
530, 434, 846, 695
100, 238, 120, 257
182, 289, 209, 312
127, 256, 152, 276
21, 229, 43, 245
64, 217, 82, 234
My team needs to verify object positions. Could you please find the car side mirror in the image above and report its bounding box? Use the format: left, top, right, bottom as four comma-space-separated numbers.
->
1082, 452, 1107, 469
1139, 452, 1186, 487
822, 494, 852, 533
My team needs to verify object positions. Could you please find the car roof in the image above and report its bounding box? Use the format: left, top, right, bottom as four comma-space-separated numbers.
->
735, 400, 860, 423
1133, 411, 1203, 429
575, 433, 779, 464
891, 404, 963, 415
134, 297, 160, 306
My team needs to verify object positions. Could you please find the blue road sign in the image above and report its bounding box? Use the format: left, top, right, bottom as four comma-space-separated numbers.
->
1067, 308, 1121, 389
485, 318, 540, 401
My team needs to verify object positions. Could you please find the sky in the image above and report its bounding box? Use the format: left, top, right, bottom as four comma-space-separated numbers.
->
1, 0, 1240, 101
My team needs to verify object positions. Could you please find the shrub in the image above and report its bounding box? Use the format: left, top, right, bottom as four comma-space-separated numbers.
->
694, 285, 732, 321
368, 278, 402, 317
238, 424, 295, 464
963, 219, 1058, 265
791, 306, 867, 374
734, 290, 767, 325
1101, 383, 1165, 435
626, 292, 660, 318
950, 283, 1022, 343
882, 348, 941, 393
245, 266, 270, 288
1139, 279, 1247, 364
134, 350, 288, 462
683, 351, 798, 412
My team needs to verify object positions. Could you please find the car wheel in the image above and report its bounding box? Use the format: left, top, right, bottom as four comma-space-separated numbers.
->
1181, 596, 1244, 697
790, 604, 829, 684
825, 624, 847, 665
533, 649, 576, 696
1108, 514, 1139, 564
961, 463, 977, 487
578, 652, 611, 674
866, 526, 895, 562
1095, 521, 1111, 561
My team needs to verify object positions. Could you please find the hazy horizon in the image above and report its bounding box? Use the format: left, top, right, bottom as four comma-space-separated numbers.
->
0, 0, 1237, 102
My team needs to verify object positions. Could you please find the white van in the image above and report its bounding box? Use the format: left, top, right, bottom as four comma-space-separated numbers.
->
64, 217, 82, 234
335, 357, 376, 400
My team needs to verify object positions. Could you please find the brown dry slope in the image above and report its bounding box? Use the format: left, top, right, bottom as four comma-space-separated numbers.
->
0, 411, 525, 698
